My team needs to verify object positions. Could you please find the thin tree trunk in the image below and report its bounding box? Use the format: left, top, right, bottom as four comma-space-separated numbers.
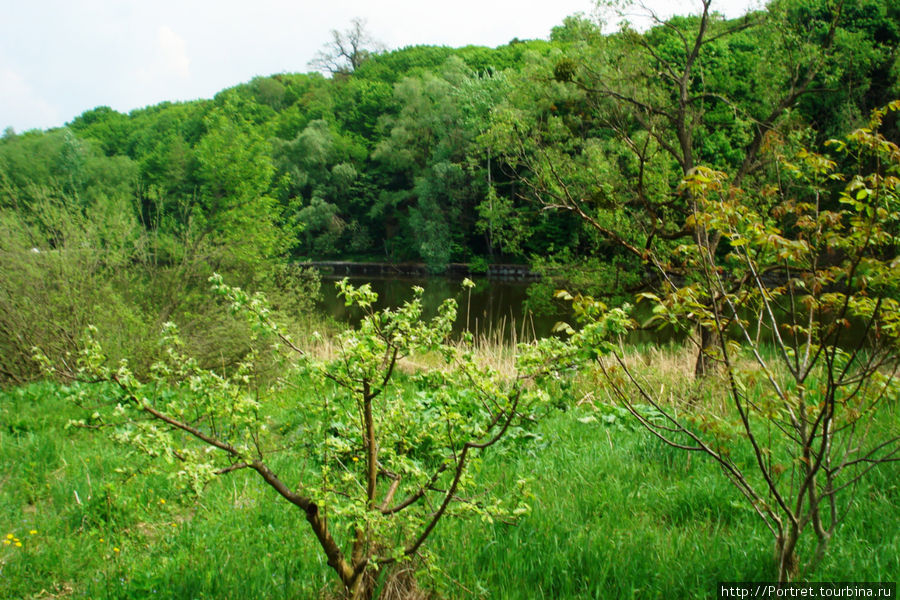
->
776, 527, 799, 583
694, 326, 716, 377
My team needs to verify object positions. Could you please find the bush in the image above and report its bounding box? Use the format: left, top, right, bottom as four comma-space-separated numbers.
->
42, 277, 572, 598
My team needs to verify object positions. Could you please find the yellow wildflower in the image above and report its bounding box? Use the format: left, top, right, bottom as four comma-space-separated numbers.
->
5, 534, 12, 540
29, 530, 37, 535
113, 547, 120, 553
3, 540, 9, 545
14, 542, 22, 547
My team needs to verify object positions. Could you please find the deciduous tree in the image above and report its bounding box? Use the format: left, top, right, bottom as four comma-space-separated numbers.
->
563, 102, 900, 582
45, 278, 571, 598
310, 18, 384, 76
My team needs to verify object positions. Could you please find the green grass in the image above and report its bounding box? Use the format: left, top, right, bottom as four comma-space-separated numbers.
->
430, 408, 900, 598
1, 382, 898, 599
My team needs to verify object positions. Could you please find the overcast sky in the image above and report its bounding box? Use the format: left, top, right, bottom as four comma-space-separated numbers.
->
1, 0, 760, 133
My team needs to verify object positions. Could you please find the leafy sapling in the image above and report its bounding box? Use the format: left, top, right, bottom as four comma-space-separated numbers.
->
561, 102, 900, 582
42, 276, 573, 599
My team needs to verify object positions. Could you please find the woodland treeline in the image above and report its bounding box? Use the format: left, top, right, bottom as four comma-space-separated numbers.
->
0, 0, 898, 383
2, 3, 900, 593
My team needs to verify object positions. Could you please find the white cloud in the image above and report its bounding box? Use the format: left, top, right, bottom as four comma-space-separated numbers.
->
157, 26, 191, 80
0, 64, 59, 132
130, 25, 192, 108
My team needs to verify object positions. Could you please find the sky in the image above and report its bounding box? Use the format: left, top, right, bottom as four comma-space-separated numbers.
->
1, 0, 760, 133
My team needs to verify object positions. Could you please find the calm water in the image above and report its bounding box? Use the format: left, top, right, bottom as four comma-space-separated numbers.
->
316, 275, 687, 344
317, 275, 872, 350
316, 275, 566, 341
317, 275, 849, 349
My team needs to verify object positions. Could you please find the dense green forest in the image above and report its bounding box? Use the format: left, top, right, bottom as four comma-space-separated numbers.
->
2, 0, 897, 385
3, 0, 897, 270
1, 1, 899, 597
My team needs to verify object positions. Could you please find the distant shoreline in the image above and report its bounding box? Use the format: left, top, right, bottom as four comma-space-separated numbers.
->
298, 261, 540, 280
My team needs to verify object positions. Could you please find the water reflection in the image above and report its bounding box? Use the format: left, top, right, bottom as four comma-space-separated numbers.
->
317, 275, 564, 341
317, 276, 872, 350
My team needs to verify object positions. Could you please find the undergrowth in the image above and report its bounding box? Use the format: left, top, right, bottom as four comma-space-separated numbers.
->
1, 355, 897, 599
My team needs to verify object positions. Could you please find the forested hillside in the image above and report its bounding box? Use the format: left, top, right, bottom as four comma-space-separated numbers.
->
3, 2, 900, 596
1, 0, 898, 383
4, 0, 896, 269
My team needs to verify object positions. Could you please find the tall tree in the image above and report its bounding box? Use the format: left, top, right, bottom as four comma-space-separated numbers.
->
489, 0, 888, 374
564, 101, 900, 582
309, 18, 384, 76
194, 108, 286, 271
372, 58, 490, 269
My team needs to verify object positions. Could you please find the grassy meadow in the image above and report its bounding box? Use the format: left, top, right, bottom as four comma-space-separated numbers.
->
2, 343, 898, 599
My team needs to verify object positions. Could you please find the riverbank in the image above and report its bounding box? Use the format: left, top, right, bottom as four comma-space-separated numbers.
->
300, 261, 541, 280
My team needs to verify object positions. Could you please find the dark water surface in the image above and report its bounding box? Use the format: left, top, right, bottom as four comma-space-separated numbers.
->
317, 275, 839, 349
316, 275, 565, 341
316, 275, 686, 344
317, 275, 875, 351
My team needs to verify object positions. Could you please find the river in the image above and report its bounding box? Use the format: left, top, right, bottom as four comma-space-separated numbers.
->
316, 274, 870, 350
316, 275, 566, 342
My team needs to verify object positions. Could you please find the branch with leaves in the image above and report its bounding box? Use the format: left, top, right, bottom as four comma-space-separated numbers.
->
561, 101, 900, 582
38, 275, 574, 599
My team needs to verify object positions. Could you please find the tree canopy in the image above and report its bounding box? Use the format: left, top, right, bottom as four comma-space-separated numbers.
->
1, 0, 896, 274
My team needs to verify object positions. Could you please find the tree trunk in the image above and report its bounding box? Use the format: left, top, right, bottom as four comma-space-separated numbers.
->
694, 326, 717, 378
775, 529, 799, 583
348, 573, 372, 600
